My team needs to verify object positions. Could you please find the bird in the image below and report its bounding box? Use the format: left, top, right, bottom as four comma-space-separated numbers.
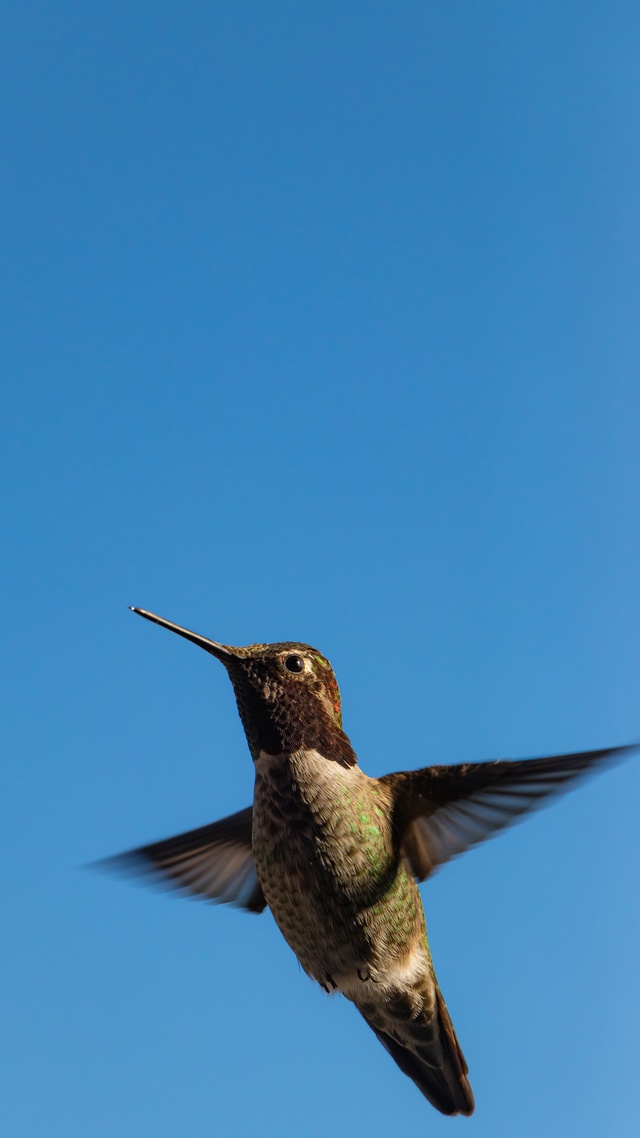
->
109, 606, 634, 1116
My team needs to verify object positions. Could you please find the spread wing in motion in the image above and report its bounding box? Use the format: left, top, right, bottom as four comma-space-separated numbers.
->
380, 745, 635, 881
103, 805, 266, 913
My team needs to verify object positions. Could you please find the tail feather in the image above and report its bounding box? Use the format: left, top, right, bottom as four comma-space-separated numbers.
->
357, 985, 474, 1116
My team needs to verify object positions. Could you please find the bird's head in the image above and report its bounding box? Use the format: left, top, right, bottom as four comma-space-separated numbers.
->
130, 608, 357, 767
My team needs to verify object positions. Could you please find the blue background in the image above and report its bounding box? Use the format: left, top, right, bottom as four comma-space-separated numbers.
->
2, 3, 639, 1134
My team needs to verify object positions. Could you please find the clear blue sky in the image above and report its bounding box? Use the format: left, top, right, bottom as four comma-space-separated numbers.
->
2, 3, 639, 1135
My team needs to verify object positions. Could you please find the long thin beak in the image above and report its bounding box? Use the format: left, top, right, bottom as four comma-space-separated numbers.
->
130, 607, 235, 660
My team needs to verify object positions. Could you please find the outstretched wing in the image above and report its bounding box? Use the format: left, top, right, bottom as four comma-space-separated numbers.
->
380, 745, 634, 881
103, 805, 266, 913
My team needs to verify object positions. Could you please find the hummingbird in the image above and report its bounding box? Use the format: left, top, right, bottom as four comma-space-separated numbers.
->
110, 607, 634, 1116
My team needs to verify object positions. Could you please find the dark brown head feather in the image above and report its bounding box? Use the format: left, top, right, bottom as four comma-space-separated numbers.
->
224, 642, 357, 768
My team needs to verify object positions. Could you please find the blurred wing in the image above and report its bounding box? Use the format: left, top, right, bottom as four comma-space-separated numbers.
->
103, 805, 266, 913
380, 746, 634, 881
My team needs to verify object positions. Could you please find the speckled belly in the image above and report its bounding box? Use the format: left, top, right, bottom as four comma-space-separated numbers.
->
251, 751, 428, 989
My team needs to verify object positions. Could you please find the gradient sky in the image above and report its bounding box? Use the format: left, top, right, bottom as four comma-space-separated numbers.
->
2, 3, 640, 1136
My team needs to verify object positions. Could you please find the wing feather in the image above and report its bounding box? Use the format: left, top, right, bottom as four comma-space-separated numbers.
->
380, 745, 634, 881
103, 805, 266, 913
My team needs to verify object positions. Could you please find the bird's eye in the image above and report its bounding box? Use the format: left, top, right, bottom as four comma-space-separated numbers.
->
284, 655, 305, 673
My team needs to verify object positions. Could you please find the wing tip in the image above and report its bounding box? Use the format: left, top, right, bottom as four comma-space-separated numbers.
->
90, 837, 268, 914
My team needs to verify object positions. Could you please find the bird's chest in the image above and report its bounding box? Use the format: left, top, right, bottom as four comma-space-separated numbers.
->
250, 750, 404, 980
252, 749, 391, 891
